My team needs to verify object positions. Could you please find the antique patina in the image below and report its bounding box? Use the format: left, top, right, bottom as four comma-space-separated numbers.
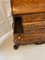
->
11, 0, 45, 49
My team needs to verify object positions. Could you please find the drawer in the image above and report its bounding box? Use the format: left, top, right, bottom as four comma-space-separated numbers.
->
14, 33, 45, 44
23, 21, 45, 31
22, 13, 45, 23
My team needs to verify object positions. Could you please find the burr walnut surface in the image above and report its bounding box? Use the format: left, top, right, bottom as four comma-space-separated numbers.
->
11, 0, 45, 49
11, 0, 45, 15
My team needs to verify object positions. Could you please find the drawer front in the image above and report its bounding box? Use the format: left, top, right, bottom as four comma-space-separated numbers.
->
22, 13, 45, 33
22, 13, 45, 23
23, 21, 45, 31
14, 33, 45, 44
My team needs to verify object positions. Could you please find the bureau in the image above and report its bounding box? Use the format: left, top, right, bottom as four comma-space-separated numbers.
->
11, 0, 45, 49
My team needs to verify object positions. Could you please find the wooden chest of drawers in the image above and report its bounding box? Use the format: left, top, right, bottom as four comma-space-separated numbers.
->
11, 0, 45, 49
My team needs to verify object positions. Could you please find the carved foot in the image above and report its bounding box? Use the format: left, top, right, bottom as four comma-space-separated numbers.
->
13, 44, 19, 49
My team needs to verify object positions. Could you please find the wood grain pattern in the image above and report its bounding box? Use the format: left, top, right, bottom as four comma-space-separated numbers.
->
22, 13, 45, 23
12, 0, 45, 7
11, 0, 45, 45
11, 0, 45, 15
14, 33, 45, 44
